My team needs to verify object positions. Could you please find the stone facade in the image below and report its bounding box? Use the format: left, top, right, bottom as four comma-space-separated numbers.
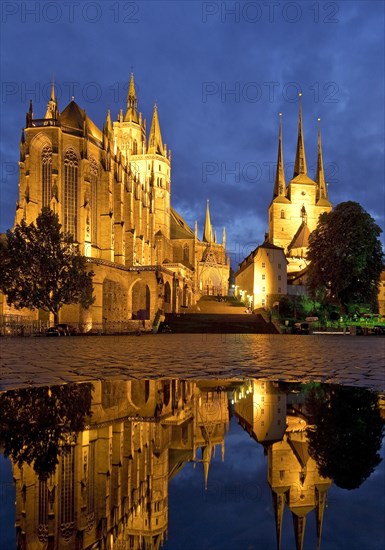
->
2, 75, 229, 329
235, 242, 287, 309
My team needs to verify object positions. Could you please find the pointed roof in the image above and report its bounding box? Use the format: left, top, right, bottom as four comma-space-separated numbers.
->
45, 78, 58, 119
170, 207, 195, 240
203, 200, 213, 243
124, 72, 139, 123
147, 103, 164, 155
288, 221, 310, 254
316, 118, 331, 206
292, 513, 307, 550
274, 113, 286, 198
272, 491, 285, 550
315, 487, 328, 550
293, 94, 307, 178
60, 100, 85, 129
59, 100, 102, 141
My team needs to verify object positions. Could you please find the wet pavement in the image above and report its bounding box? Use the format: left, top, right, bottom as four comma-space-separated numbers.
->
0, 333, 384, 391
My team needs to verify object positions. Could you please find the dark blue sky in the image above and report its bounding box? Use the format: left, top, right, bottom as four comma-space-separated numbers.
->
1, 1, 384, 266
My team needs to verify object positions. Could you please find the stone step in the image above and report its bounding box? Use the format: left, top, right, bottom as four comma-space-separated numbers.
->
163, 313, 278, 334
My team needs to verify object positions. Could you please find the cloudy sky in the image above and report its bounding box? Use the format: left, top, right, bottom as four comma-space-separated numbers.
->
0, 0, 384, 267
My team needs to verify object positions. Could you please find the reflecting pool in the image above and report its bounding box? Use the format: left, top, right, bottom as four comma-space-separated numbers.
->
0, 378, 384, 549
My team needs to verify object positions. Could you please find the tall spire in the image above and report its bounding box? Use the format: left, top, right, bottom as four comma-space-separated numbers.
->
315, 487, 327, 550
293, 93, 307, 177
274, 113, 286, 197
124, 72, 138, 122
292, 513, 306, 550
315, 118, 328, 201
147, 104, 164, 155
203, 200, 213, 243
272, 492, 285, 550
44, 75, 58, 119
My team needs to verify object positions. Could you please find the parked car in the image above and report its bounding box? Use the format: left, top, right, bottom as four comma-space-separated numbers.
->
56, 323, 77, 336
46, 326, 60, 337
292, 322, 310, 335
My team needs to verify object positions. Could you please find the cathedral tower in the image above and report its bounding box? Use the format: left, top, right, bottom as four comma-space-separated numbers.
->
267, 97, 332, 273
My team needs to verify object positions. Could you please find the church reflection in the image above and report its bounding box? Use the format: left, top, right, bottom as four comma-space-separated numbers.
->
2, 379, 383, 550
233, 381, 331, 550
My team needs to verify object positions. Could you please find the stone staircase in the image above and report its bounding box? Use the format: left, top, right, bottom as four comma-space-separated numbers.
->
162, 296, 278, 334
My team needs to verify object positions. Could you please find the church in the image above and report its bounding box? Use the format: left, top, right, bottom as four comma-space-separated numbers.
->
235, 96, 333, 310
2, 74, 230, 330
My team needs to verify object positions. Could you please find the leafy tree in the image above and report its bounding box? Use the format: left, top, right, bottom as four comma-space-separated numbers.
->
306, 201, 384, 313
0, 208, 94, 321
0, 383, 93, 480
305, 385, 384, 490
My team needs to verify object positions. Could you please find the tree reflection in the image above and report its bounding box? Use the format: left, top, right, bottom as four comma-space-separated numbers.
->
305, 384, 384, 490
0, 383, 92, 480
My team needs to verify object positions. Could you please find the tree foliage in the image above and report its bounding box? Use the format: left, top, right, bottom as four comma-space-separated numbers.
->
305, 385, 384, 490
0, 383, 93, 480
0, 208, 94, 317
306, 201, 384, 313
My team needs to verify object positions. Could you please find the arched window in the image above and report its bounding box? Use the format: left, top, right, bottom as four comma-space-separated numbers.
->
63, 149, 78, 238
41, 145, 52, 207
183, 243, 189, 263
280, 209, 285, 219
132, 139, 138, 155
89, 157, 98, 244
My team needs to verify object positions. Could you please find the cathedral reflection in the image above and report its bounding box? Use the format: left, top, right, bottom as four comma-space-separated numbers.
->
2, 379, 383, 550
11, 380, 229, 550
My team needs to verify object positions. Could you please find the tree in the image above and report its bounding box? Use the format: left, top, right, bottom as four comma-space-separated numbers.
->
0, 208, 94, 321
306, 201, 384, 313
305, 385, 384, 490
0, 383, 93, 480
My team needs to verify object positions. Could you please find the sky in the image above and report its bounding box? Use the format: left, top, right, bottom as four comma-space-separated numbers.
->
0, 0, 384, 268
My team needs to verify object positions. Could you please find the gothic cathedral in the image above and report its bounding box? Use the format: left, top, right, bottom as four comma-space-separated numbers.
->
11, 74, 230, 330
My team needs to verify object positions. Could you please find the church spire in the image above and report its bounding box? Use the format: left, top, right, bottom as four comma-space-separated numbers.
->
44, 76, 58, 120
274, 112, 286, 197
316, 118, 328, 201
203, 200, 213, 243
272, 492, 285, 550
147, 103, 164, 155
293, 93, 307, 177
315, 487, 327, 550
124, 72, 139, 122
292, 513, 306, 550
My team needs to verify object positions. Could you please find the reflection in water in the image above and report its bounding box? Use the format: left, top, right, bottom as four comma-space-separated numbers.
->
0, 379, 383, 549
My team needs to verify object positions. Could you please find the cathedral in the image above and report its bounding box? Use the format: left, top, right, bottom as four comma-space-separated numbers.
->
5, 74, 230, 330
235, 96, 333, 309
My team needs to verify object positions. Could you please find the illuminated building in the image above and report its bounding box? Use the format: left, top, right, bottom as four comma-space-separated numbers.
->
3, 75, 229, 328
235, 98, 333, 309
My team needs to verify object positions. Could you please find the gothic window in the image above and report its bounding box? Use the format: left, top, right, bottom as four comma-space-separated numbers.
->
41, 145, 52, 207
60, 446, 75, 540
278, 287, 281, 293
38, 479, 48, 542
63, 149, 78, 238
262, 274, 265, 280
262, 262, 265, 268
90, 157, 98, 244
262, 287, 265, 292
278, 275, 281, 281
183, 244, 189, 263
133, 140, 138, 155
87, 441, 95, 515
280, 209, 285, 219
278, 263, 281, 269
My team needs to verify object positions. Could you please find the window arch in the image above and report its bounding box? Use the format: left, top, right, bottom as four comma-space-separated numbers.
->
280, 209, 285, 219
41, 145, 52, 207
89, 157, 98, 244
63, 149, 79, 238
183, 243, 189, 263
132, 139, 138, 155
